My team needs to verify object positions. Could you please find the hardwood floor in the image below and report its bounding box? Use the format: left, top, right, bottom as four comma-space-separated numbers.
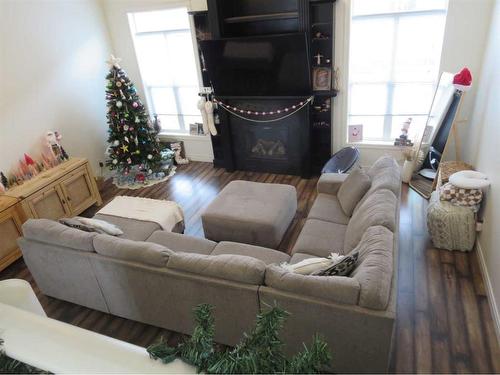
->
1, 161, 499, 373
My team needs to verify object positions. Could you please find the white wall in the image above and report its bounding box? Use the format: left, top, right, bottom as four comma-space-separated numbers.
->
464, 0, 500, 336
100, 0, 213, 162
0, 0, 111, 175
439, 0, 494, 161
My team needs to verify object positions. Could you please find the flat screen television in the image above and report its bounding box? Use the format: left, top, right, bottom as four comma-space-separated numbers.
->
200, 33, 311, 96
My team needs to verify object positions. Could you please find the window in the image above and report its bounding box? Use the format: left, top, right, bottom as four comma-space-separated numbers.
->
347, 0, 448, 142
128, 8, 201, 133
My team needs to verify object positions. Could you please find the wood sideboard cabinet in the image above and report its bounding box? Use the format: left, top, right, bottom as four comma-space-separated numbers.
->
0, 158, 102, 271
0, 196, 26, 271
5, 158, 102, 221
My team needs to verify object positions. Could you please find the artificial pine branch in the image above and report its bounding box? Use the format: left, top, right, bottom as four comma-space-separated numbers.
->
207, 307, 288, 374
148, 304, 332, 374
177, 304, 216, 371
286, 335, 332, 374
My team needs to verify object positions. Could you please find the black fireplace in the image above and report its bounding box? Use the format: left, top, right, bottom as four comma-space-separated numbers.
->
218, 97, 310, 176
191, 0, 337, 176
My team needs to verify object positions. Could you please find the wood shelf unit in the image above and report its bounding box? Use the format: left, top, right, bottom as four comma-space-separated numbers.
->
224, 12, 299, 24
0, 196, 26, 272
5, 158, 102, 221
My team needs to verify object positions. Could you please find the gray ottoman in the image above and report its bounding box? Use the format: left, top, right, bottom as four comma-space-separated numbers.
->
202, 181, 297, 249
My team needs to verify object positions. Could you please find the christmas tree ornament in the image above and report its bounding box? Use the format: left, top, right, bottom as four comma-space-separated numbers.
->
132, 102, 139, 108
112, 159, 118, 165
116, 81, 122, 87
113, 140, 119, 146
124, 136, 129, 143
127, 158, 132, 164
116, 101, 123, 108
147, 154, 153, 160
120, 144, 129, 152
123, 125, 129, 131
135, 117, 140, 124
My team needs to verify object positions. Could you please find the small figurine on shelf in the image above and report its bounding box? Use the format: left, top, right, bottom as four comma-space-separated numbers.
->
46, 131, 65, 162
314, 31, 330, 39
314, 53, 324, 65
0, 172, 8, 190
394, 117, 414, 146
170, 142, 189, 165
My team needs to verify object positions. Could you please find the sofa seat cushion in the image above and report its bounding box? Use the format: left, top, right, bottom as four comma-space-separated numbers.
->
308, 194, 350, 225
93, 214, 161, 242
265, 265, 360, 305
344, 189, 397, 252
22, 219, 97, 252
201, 180, 297, 249
292, 219, 347, 258
167, 252, 266, 285
93, 234, 172, 267
147, 231, 217, 255
337, 168, 371, 216
212, 242, 290, 265
350, 226, 394, 310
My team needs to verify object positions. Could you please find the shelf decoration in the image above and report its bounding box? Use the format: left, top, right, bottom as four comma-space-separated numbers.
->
213, 96, 313, 123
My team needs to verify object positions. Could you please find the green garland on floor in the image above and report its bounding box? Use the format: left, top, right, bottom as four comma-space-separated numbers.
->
0, 339, 50, 374
147, 304, 331, 374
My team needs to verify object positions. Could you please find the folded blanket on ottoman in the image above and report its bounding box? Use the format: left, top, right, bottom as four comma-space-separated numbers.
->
97, 196, 184, 232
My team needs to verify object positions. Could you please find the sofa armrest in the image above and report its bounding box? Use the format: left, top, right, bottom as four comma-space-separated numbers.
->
317, 173, 348, 195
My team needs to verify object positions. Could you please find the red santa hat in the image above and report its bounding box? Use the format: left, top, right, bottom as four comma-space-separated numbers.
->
453, 67, 472, 91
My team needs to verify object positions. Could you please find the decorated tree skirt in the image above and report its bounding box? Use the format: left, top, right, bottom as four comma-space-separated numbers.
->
112, 166, 176, 190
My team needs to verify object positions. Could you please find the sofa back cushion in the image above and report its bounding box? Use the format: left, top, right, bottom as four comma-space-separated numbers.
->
350, 226, 394, 310
265, 265, 360, 305
367, 156, 401, 196
337, 167, 371, 216
93, 234, 172, 267
344, 189, 397, 252
167, 252, 266, 285
22, 219, 97, 252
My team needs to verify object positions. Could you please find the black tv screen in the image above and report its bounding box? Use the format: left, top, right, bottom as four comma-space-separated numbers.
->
200, 33, 311, 96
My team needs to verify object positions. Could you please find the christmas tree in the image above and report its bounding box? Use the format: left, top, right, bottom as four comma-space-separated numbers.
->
104, 55, 162, 177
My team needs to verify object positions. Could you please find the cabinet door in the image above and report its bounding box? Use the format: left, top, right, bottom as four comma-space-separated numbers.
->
0, 208, 24, 271
59, 167, 95, 215
27, 185, 70, 220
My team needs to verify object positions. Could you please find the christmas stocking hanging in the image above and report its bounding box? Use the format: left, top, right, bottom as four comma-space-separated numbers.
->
204, 100, 218, 136
197, 97, 210, 135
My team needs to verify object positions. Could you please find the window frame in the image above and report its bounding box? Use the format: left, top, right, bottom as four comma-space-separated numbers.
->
347, 7, 447, 142
128, 8, 203, 135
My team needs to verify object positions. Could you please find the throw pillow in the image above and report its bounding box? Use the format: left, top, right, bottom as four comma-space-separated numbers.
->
313, 252, 359, 276
280, 253, 338, 275
337, 167, 371, 216
75, 217, 124, 236
59, 218, 99, 233
280, 253, 343, 275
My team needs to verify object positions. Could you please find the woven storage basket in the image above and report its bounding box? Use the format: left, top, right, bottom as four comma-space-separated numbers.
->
427, 191, 476, 251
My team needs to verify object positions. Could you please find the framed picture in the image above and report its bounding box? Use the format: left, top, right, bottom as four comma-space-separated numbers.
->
312, 67, 332, 91
348, 124, 363, 143
189, 123, 199, 136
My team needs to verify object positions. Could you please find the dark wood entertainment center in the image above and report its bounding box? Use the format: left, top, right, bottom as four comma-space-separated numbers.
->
191, 0, 337, 177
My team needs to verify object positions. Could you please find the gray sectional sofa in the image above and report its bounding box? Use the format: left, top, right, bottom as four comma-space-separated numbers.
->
18, 156, 401, 373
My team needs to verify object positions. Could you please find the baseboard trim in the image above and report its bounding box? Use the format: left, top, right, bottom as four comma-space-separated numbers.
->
476, 241, 500, 342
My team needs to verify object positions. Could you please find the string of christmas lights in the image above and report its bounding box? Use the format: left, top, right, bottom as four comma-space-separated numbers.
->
213, 96, 314, 123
